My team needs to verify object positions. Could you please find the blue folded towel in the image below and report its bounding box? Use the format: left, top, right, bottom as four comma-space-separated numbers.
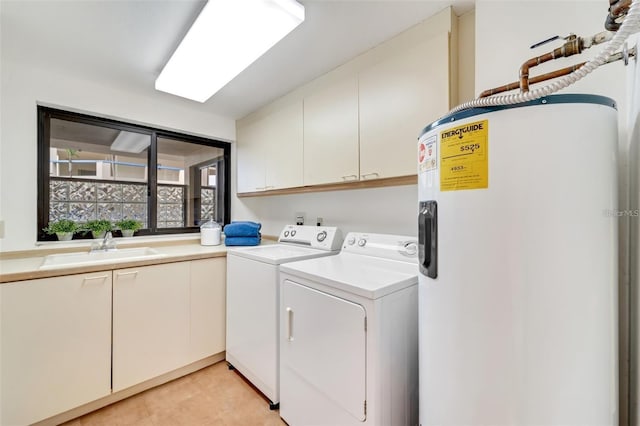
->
224, 221, 262, 237
225, 236, 261, 246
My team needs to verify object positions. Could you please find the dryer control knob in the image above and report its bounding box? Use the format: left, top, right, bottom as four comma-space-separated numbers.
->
347, 236, 356, 245
317, 231, 327, 242
284, 231, 290, 237
358, 238, 367, 247
291, 230, 297, 237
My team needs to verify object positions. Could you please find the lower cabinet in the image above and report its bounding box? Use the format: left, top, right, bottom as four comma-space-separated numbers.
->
113, 262, 191, 392
1, 272, 112, 426
1, 256, 226, 424
189, 258, 226, 362
112, 258, 227, 392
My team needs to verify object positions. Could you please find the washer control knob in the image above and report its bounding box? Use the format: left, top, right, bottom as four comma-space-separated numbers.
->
317, 231, 327, 242
404, 242, 418, 256
358, 238, 367, 247
291, 230, 297, 237
284, 231, 290, 237
347, 236, 356, 245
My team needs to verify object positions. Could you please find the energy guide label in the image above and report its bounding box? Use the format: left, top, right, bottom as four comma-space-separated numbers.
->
440, 119, 488, 191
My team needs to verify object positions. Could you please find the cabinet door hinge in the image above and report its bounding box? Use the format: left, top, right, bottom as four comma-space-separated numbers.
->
364, 316, 367, 332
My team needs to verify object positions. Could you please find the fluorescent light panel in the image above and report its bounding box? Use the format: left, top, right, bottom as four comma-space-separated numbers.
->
111, 131, 151, 154
155, 0, 305, 102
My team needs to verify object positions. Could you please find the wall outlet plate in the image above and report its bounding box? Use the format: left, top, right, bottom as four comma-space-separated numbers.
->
295, 212, 305, 225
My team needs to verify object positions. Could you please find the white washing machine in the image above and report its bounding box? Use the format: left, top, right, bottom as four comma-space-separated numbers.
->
279, 232, 419, 426
225, 225, 342, 409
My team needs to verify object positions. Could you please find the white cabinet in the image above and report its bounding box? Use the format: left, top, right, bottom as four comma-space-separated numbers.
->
1, 272, 112, 426
112, 262, 191, 392
359, 32, 450, 179
113, 259, 226, 392
188, 257, 226, 363
236, 118, 268, 193
237, 100, 303, 193
303, 77, 359, 185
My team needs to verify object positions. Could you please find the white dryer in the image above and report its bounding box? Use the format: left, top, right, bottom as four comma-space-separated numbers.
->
279, 232, 419, 426
225, 225, 342, 409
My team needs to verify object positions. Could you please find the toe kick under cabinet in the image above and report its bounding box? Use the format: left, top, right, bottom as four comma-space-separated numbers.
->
1, 257, 226, 426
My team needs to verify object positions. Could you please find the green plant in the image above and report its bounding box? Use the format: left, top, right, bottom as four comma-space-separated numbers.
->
43, 219, 79, 234
115, 219, 143, 231
82, 219, 113, 233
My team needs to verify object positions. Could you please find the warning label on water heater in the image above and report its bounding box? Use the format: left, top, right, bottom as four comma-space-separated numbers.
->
440, 119, 488, 191
418, 135, 437, 173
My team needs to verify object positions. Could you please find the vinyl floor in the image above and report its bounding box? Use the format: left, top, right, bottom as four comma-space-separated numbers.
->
63, 361, 287, 426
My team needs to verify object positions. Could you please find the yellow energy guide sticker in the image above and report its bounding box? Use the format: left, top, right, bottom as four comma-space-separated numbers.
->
440, 119, 488, 191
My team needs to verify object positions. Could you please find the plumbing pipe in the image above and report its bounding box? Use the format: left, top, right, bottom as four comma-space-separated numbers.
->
519, 35, 582, 92
607, 0, 632, 30
480, 46, 633, 98
450, 0, 640, 114
481, 63, 586, 98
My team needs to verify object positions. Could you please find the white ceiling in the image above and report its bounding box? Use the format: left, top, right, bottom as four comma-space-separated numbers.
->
1, 0, 474, 119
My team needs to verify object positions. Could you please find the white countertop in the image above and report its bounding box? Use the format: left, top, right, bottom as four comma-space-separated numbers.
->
0, 238, 274, 283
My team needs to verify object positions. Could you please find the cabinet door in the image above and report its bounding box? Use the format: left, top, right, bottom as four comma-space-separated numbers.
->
188, 258, 226, 363
236, 118, 267, 193
112, 262, 190, 392
264, 101, 303, 190
359, 32, 450, 179
303, 77, 359, 185
1, 273, 112, 426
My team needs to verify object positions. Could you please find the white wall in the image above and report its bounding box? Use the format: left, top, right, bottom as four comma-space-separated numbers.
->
0, 52, 235, 252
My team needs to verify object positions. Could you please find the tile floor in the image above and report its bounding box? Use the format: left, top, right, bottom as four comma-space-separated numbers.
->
63, 362, 286, 426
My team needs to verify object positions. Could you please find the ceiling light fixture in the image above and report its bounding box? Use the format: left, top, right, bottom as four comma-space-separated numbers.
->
110, 131, 151, 154
155, 0, 305, 103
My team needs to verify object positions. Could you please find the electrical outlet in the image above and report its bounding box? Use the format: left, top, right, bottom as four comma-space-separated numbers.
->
295, 212, 305, 225
316, 217, 323, 226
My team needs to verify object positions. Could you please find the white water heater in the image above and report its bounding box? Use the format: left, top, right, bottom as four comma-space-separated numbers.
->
418, 94, 618, 425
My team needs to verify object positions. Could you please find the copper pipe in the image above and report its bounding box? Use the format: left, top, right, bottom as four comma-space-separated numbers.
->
479, 48, 632, 98
519, 35, 582, 92
607, 0, 632, 30
611, 0, 631, 17
480, 62, 586, 98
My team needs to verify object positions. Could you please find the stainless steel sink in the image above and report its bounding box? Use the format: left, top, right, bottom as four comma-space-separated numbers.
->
40, 247, 167, 269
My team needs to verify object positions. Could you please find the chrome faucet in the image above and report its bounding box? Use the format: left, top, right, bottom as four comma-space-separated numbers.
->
91, 231, 116, 252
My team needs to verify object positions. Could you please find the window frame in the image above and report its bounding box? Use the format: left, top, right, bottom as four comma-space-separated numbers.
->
37, 106, 231, 241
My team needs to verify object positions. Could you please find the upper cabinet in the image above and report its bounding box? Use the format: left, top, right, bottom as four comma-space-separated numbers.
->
359, 33, 450, 180
236, 7, 455, 195
236, 100, 303, 193
303, 76, 359, 185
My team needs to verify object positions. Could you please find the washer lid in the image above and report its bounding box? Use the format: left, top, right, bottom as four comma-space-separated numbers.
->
280, 252, 418, 299
227, 243, 337, 265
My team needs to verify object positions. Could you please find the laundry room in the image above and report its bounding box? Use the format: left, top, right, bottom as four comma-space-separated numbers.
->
0, 0, 639, 425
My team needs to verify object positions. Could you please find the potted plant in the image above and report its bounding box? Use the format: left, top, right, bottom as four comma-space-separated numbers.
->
43, 219, 79, 241
115, 219, 143, 237
83, 219, 113, 239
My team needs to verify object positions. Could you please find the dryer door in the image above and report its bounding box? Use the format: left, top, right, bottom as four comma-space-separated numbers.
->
281, 279, 366, 423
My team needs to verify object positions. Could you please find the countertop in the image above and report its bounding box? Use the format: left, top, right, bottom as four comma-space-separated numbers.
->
0, 237, 274, 283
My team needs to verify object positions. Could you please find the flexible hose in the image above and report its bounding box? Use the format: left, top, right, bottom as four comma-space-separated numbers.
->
450, 0, 640, 114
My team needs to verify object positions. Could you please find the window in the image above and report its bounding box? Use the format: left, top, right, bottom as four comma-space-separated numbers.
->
38, 107, 230, 241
